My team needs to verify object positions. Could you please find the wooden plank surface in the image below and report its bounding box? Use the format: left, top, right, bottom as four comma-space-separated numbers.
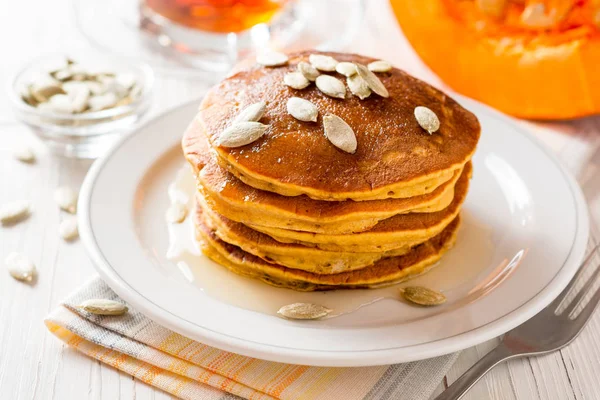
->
1, 0, 599, 399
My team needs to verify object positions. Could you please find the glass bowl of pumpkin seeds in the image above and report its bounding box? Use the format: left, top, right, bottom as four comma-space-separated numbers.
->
9, 53, 154, 158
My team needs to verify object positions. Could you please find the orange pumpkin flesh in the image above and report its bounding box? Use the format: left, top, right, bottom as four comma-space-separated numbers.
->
390, 0, 600, 119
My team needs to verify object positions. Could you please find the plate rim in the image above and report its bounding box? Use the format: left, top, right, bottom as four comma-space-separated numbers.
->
79, 96, 589, 367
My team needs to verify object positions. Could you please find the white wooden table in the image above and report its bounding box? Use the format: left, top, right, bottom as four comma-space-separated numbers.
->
1, 0, 599, 398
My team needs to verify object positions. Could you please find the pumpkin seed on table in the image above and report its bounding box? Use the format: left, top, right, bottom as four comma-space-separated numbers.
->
283, 72, 310, 90
5, 252, 36, 283
217, 121, 268, 148
367, 60, 392, 73
399, 286, 447, 306
347, 74, 371, 100
414, 106, 440, 134
256, 52, 289, 67
231, 101, 266, 124
54, 186, 78, 214
0, 201, 31, 225
13, 145, 35, 163
335, 62, 357, 77
278, 303, 332, 320
323, 114, 357, 154
309, 54, 338, 71
297, 61, 320, 81
315, 75, 346, 99
354, 63, 389, 98
166, 202, 188, 223
287, 97, 318, 122
79, 299, 128, 316
59, 216, 79, 241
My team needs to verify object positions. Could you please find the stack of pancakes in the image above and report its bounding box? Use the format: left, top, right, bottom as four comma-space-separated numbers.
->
183, 51, 480, 291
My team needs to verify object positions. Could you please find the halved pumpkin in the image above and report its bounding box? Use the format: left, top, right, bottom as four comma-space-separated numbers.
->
390, 0, 600, 119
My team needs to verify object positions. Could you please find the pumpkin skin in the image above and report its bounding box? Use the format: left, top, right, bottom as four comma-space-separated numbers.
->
390, 0, 600, 119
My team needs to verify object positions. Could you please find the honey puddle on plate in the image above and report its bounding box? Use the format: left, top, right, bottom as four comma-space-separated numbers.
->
166, 166, 493, 318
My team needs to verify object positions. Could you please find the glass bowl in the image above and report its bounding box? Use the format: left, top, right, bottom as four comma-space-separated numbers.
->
9, 53, 154, 158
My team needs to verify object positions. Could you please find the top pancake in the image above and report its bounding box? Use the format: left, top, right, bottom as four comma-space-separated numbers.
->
194, 50, 480, 201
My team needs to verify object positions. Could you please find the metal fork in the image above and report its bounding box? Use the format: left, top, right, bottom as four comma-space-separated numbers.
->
435, 244, 600, 400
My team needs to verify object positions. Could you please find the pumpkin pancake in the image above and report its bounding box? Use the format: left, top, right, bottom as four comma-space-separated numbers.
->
196, 212, 460, 291
245, 162, 471, 252
184, 122, 462, 234
197, 197, 416, 274
193, 50, 480, 201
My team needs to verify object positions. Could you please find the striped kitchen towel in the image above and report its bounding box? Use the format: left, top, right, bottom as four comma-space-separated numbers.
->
45, 277, 458, 400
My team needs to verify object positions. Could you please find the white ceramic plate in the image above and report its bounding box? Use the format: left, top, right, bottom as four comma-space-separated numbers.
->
79, 97, 589, 367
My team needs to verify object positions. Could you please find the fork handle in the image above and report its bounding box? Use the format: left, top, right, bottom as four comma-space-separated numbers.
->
434, 343, 515, 400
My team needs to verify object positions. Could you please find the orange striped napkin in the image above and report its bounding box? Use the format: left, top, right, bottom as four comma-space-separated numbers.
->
45, 277, 458, 400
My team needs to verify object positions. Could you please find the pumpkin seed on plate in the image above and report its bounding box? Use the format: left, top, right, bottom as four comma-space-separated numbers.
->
399, 286, 447, 306
278, 303, 332, 320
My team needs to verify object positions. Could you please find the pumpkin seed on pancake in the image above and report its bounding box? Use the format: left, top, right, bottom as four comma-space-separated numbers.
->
195, 50, 479, 201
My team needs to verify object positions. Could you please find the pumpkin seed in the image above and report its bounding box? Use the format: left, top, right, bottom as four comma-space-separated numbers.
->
287, 97, 318, 122
335, 62, 357, 77
354, 63, 389, 98
315, 75, 346, 99
231, 101, 266, 124
367, 60, 392, 73
47, 94, 74, 113
347, 74, 371, 100
166, 202, 188, 223
297, 61, 320, 81
5, 252, 36, 283
476, 0, 507, 18
283, 72, 310, 90
13, 145, 35, 163
54, 186, 78, 214
256, 52, 288, 67
59, 217, 79, 241
88, 92, 118, 111
309, 54, 338, 71
79, 299, 128, 316
414, 106, 440, 134
0, 201, 31, 225
217, 121, 268, 148
277, 303, 332, 320
399, 286, 446, 306
323, 114, 357, 154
